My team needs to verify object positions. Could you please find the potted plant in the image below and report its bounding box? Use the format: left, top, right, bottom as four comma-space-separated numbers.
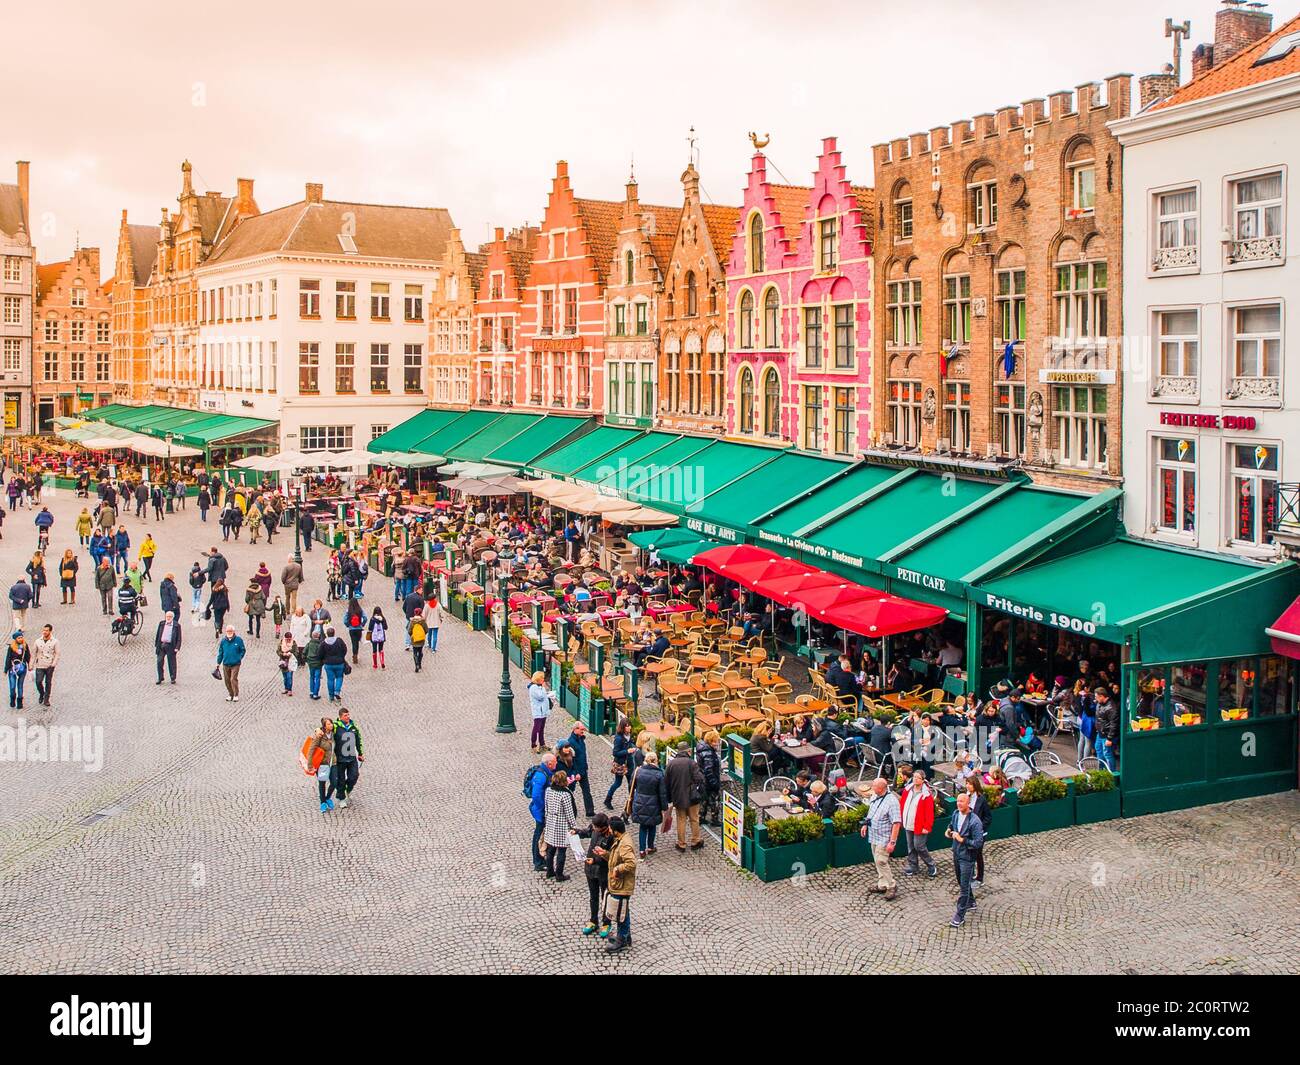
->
1072, 768, 1121, 824
829, 804, 871, 867
982, 783, 1019, 839
752, 812, 829, 882
1015, 774, 1073, 834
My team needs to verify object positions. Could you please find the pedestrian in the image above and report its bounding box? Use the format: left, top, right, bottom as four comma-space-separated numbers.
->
94, 558, 116, 615
270, 594, 286, 639
215, 624, 246, 702
125, 563, 144, 596
31, 623, 59, 707
244, 577, 267, 639
965, 775, 992, 888
305, 630, 325, 700
97, 502, 116, 534
604, 718, 633, 810
138, 533, 157, 582
188, 562, 206, 613
628, 750, 668, 858
543, 769, 578, 881
197, 485, 211, 523
528, 753, 556, 871
278, 633, 297, 695
343, 597, 367, 663
1094, 686, 1120, 771
151, 483, 165, 522
281, 555, 304, 616
57, 549, 78, 605
205, 546, 228, 586
8, 576, 33, 631
859, 776, 902, 901
6, 629, 30, 709
113, 526, 130, 574
75, 507, 93, 546
365, 606, 388, 669
300, 717, 335, 811
252, 561, 272, 600
158, 572, 180, 617
154, 610, 181, 685
245, 502, 262, 545
204, 578, 230, 636
665, 741, 705, 851
325, 550, 341, 602
308, 599, 331, 639
88, 529, 106, 567
6, 478, 17, 512
527, 670, 552, 751
297, 509, 315, 552
696, 730, 724, 827
575, 812, 613, 937
134, 481, 147, 519
289, 606, 311, 666
407, 609, 428, 672
33, 505, 54, 547
320, 626, 348, 702
946, 791, 985, 927
900, 768, 938, 879
603, 816, 637, 953
331, 707, 363, 808
26, 551, 47, 608
556, 722, 595, 818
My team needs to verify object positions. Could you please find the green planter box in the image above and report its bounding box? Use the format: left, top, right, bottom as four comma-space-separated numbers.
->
741, 836, 754, 871
829, 831, 872, 868
449, 597, 466, 622
470, 604, 488, 631
985, 792, 1018, 840
508, 641, 524, 668
1016, 782, 1075, 834
1074, 785, 1121, 824
752, 829, 829, 882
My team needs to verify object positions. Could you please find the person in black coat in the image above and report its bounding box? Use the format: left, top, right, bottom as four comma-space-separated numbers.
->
627, 753, 669, 857
964, 776, 993, 886
154, 610, 183, 684
573, 813, 615, 935
696, 735, 723, 827
204, 579, 230, 635
298, 510, 315, 552
158, 574, 180, 617
604, 720, 634, 810
197, 488, 212, 523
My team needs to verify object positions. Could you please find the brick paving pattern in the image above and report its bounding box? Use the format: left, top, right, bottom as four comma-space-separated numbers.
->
0, 482, 1297, 973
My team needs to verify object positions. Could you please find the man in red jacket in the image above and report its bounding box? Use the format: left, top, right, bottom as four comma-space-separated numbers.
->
900, 769, 938, 878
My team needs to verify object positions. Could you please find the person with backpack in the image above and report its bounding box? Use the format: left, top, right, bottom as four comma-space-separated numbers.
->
343, 597, 367, 664
407, 610, 429, 673
332, 708, 363, 808
574, 812, 614, 937
526, 753, 557, 872
365, 607, 389, 669
305, 631, 325, 700
300, 717, 335, 812
528, 670, 552, 752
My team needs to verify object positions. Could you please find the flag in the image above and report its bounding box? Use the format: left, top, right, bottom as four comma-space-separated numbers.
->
939, 343, 958, 379
1001, 341, 1017, 379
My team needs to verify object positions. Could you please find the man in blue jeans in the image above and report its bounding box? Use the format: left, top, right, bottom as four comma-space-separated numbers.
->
604, 816, 637, 953
528, 753, 556, 871
1093, 687, 1119, 771
945, 791, 985, 927
320, 627, 348, 702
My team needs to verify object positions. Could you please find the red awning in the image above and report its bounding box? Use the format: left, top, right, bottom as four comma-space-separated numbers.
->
723, 556, 817, 588
819, 593, 950, 638
756, 570, 847, 609
694, 543, 776, 574
1267, 595, 1300, 660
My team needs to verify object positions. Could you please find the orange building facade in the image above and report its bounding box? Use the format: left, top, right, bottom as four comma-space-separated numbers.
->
473, 226, 535, 408
429, 229, 483, 408
110, 210, 159, 403
33, 248, 115, 430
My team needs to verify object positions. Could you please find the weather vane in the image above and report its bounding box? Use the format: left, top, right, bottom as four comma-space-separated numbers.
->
749, 132, 770, 150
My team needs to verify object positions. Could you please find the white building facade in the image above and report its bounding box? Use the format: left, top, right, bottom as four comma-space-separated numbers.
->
1114, 53, 1300, 560
0, 162, 34, 436
194, 186, 453, 453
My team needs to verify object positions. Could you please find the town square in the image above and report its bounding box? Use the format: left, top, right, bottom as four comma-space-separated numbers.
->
1, 0, 1299, 1011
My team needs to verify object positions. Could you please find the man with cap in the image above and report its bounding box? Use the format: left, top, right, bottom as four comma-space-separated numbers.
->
664, 741, 705, 851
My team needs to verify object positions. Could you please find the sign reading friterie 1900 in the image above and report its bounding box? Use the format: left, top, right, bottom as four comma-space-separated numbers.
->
1159, 411, 1257, 430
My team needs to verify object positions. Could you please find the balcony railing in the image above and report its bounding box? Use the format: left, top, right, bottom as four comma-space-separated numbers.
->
1276, 483, 1300, 529
1226, 374, 1280, 401
1153, 245, 1198, 271
1229, 235, 1282, 264
1151, 374, 1199, 399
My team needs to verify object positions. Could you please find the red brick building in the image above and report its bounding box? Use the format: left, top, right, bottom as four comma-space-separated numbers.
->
110, 210, 159, 404
871, 75, 1130, 489
33, 248, 115, 430
473, 225, 535, 408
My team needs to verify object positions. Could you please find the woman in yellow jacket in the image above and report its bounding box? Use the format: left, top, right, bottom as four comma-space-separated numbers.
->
138, 532, 158, 583
75, 507, 93, 546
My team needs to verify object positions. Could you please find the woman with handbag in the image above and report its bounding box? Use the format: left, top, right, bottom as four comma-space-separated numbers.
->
58, 549, 78, 605
627, 750, 669, 858
25, 551, 47, 608
5, 630, 31, 710
365, 607, 388, 669
542, 769, 578, 881
528, 670, 552, 753
574, 812, 613, 936
244, 578, 267, 639
300, 717, 336, 812
603, 718, 633, 810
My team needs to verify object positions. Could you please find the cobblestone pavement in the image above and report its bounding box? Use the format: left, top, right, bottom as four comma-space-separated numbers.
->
0, 481, 1297, 974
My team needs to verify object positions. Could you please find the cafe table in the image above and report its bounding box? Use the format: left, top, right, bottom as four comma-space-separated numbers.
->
766, 701, 805, 723
882, 693, 927, 711
724, 704, 764, 725
800, 699, 832, 715
686, 676, 725, 696
689, 655, 720, 671
721, 676, 751, 693
775, 741, 824, 769
657, 679, 693, 699
639, 720, 683, 743
600, 679, 627, 701
749, 790, 797, 822
695, 709, 732, 731
1036, 760, 1080, 782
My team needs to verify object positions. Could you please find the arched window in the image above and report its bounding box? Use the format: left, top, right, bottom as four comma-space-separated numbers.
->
738, 367, 755, 434
749, 214, 764, 273
762, 368, 781, 438
739, 291, 754, 349
666, 291, 674, 319
763, 289, 779, 348
686, 272, 697, 316
708, 285, 718, 316
624, 250, 634, 285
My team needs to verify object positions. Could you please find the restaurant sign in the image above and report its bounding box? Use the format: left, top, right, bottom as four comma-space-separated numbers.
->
684, 516, 740, 543
894, 566, 948, 594
755, 527, 867, 571
1159, 411, 1257, 430
721, 791, 744, 866
1037, 369, 1116, 384
981, 591, 1116, 640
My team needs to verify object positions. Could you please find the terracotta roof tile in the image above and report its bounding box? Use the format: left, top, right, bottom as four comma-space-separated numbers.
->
36, 261, 66, 300
700, 203, 740, 263
507, 237, 535, 290
644, 203, 681, 274
464, 251, 488, 294
768, 183, 811, 253
851, 185, 877, 242
1154, 13, 1300, 110
574, 198, 625, 278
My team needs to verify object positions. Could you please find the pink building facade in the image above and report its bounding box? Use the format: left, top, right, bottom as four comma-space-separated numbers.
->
724, 138, 875, 457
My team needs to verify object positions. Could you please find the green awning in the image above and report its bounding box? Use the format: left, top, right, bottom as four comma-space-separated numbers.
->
974, 539, 1300, 661
176, 415, 276, 447
483, 415, 593, 468
528, 425, 643, 478
79, 403, 133, 423
658, 537, 722, 565
753, 463, 898, 547
572, 431, 687, 485
683, 451, 848, 536
444, 413, 541, 463
628, 527, 699, 551
367, 408, 464, 454
74, 404, 276, 449
411, 411, 505, 456
626, 439, 782, 514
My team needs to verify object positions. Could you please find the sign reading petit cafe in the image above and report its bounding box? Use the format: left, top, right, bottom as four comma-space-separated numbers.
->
1159, 411, 1257, 430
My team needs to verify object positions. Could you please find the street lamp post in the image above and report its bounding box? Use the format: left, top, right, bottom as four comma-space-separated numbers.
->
292, 479, 304, 565
494, 602, 516, 733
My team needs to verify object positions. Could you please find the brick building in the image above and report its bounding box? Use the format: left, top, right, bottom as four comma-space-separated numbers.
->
518, 161, 620, 415
429, 228, 484, 408
601, 175, 676, 428
658, 161, 736, 435
0, 161, 34, 436
871, 75, 1131, 489
110, 210, 159, 404
473, 225, 535, 408
33, 248, 115, 429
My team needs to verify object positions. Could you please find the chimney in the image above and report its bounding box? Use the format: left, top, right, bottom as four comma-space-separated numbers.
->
236, 177, 255, 208
304, 182, 323, 204
625, 174, 638, 210
555, 160, 568, 180
494, 226, 504, 243
1191, 42, 1215, 78
1140, 69, 1180, 109
1215, 1, 1273, 68
16, 161, 29, 225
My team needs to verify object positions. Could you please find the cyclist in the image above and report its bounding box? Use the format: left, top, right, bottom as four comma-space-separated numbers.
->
115, 576, 140, 633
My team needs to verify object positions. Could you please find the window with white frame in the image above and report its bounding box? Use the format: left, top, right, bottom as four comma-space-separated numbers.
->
1154, 187, 1198, 270
3, 339, 22, 373
1229, 442, 1280, 547
707, 350, 724, 418
801, 385, 821, 450
42, 350, 57, 381
370, 424, 389, 442
887, 379, 923, 447
70, 319, 85, 343
1228, 303, 1281, 401
943, 274, 971, 345
95, 350, 110, 382
269, 278, 278, 317
1053, 261, 1108, 343
1154, 309, 1199, 395
455, 317, 471, 353
301, 425, 353, 452
299, 279, 320, 318
404, 284, 423, 322
894, 188, 913, 241
435, 320, 451, 353
96, 320, 110, 344
334, 343, 355, 393
1155, 436, 1196, 535
453, 366, 469, 404
434, 366, 450, 403
762, 370, 781, 438
3, 296, 21, 325
1070, 161, 1096, 215
995, 269, 1026, 342
1229, 171, 1283, 263
70, 286, 86, 308
969, 180, 997, 230
803, 306, 822, 368
613, 304, 626, 336
2, 257, 19, 282
370, 344, 390, 392
818, 217, 838, 272
43, 317, 58, 342
404, 345, 423, 393
1053, 385, 1108, 470
833, 304, 855, 368
686, 350, 701, 414
70, 352, 85, 382
665, 348, 681, 411
994, 384, 1025, 458
335, 281, 356, 319
370, 282, 391, 319
298, 342, 320, 393
942, 381, 971, 451
832, 387, 855, 456
738, 291, 754, 349
887, 279, 921, 347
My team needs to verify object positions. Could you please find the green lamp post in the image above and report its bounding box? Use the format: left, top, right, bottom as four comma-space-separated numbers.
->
494, 601, 516, 734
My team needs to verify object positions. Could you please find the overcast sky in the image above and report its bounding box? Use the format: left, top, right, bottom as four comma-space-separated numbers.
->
4, 0, 1253, 274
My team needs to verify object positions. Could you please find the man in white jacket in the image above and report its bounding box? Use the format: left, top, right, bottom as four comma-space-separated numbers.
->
31, 622, 59, 708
